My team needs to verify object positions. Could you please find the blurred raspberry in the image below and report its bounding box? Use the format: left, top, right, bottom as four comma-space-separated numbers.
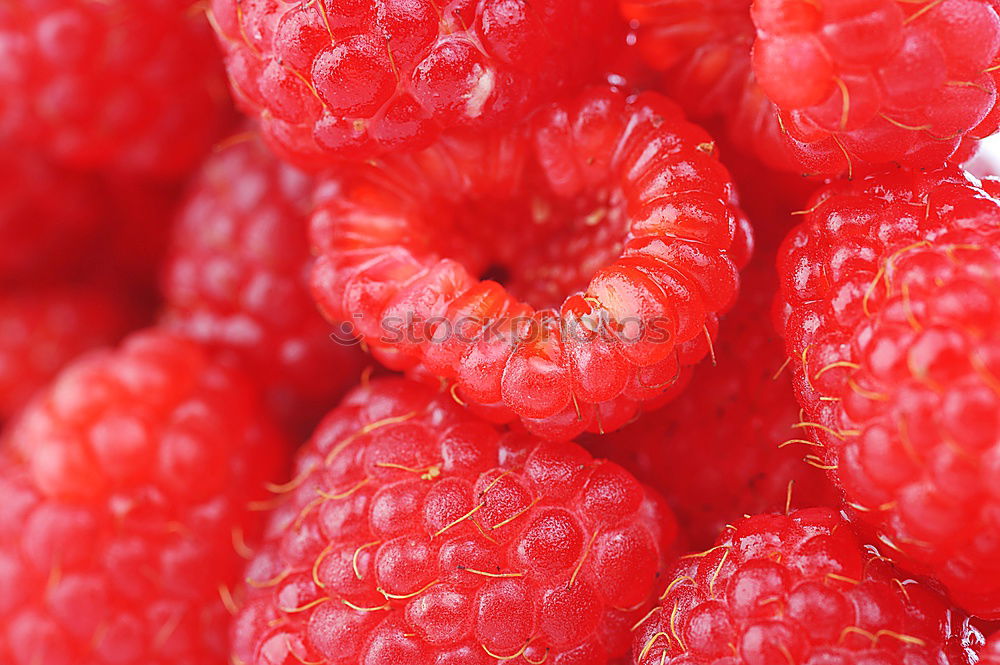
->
162, 135, 365, 438
0, 329, 288, 664
231, 376, 677, 665
0, 0, 232, 176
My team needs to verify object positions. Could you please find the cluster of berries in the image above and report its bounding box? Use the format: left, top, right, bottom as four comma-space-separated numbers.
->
1, 0, 1000, 664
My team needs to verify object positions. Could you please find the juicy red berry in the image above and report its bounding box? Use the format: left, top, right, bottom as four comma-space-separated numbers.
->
209, 0, 619, 164
231, 376, 677, 665
310, 86, 752, 439
775, 167, 1000, 617
634, 508, 984, 665
162, 135, 365, 438
0, 286, 139, 423
0, 329, 288, 665
583, 225, 836, 549
0, 0, 231, 176
0, 146, 106, 284
752, 0, 1000, 176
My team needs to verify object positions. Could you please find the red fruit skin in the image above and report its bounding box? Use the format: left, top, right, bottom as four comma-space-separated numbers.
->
634, 508, 984, 665
751, 0, 1000, 176
231, 376, 678, 665
0, 329, 288, 665
775, 167, 1000, 617
582, 214, 836, 550
162, 135, 365, 439
208, 0, 619, 165
310, 86, 751, 439
984, 633, 1000, 663
0, 0, 231, 176
0, 286, 140, 423
0, 146, 106, 284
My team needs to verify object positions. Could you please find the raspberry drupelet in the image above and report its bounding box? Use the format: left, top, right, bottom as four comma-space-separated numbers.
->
775, 167, 1000, 617
310, 86, 752, 439
162, 135, 365, 438
208, 0, 618, 165
0, 286, 139, 423
0, 330, 288, 665
633, 508, 984, 665
751, 0, 1000, 176
583, 225, 836, 549
0, 0, 231, 177
230, 377, 677, 665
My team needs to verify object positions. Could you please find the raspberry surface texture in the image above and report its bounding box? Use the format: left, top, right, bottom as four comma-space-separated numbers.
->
162, 135, 364, 438
0, 329, 288, 665
634, 508, 983, 665
775, 167, 1000, 617
0, 0, 231, 176
209, 0, 618, 164
231, 377, 677, 665
310, 86, 751, 439
583, 226, 835, 549
0, 286, 138, 423
752, 0, 1000, 175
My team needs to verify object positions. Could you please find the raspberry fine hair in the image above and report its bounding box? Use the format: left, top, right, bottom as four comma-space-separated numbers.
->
776, 167, 1000, 618
230, 376, 677, 665
310, 85, 752, 440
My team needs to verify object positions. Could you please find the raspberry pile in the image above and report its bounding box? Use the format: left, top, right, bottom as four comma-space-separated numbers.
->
4, 0, 1000, 661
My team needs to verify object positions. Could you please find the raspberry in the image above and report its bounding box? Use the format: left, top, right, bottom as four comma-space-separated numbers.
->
0, 0, 231, 176
310, 86, 751, 439
752, 0, 1000, 176
0, 285, 140, 423
583, 228, 836, 549
231, 376, 677, 665
0, 146, 106, 284
0, 329, 288, 665
634, 508, 984, 665
775, 167, 1000, 617
208, 0, 618, 164
162, 135, 365, 438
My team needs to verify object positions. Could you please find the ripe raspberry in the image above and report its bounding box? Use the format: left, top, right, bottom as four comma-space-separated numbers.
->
0, 146, 106, 284
775, 167, 1000, 617
0, 285, 140, 423
583, 231, 836, 550
0, 0, 231, 177
752, 0, 1000, 176
231, 376, 677, 665
162, 135, 365, 438
0, 329, 288, 665
634, 508, 984, 665
208, 0, 618, 164
310, 86, 751, 439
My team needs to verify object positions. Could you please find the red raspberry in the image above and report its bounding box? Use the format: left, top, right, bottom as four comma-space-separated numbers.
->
0, 329, 288, 665
752, 0, 1000, 176
310, 86, 752, 439
583, 232, 836, 549
231, 376, 677, 665
208, 0, 618, 164
0, 0, 231, 176
634, 508, 984, 665
775, 167, 1000, 617
0, 146, 106, 284
162, 135, 365, 438
0, 285, 139, 423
